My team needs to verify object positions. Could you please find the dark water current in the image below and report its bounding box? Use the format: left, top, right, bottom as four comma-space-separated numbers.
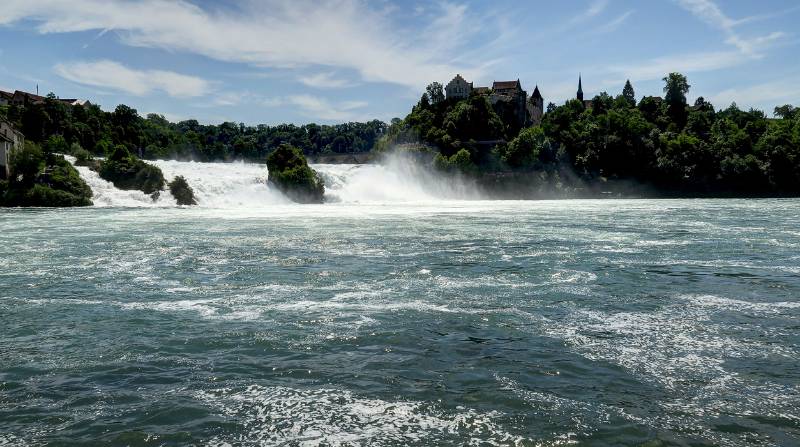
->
1, 199, 798, 446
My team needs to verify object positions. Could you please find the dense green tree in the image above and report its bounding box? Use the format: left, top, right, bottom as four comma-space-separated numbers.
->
443, 96, 504, 150
501, 126, 548, 168
10, 142, 45, 185
774, 104, 797, 120
663, 72, 691, 127
622, 80, 636, 108
591, 92, 614, 116
2, 142, 93, 207
426, 82, 445, 105
43, 134, 69, 154
434, 148, 477, 174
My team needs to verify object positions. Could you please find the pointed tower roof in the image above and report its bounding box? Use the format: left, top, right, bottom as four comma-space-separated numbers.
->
532, 85, 542, 99
577, 74, 584, 101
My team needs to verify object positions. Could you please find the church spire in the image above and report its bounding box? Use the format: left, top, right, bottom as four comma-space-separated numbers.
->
577, 74, 584, 102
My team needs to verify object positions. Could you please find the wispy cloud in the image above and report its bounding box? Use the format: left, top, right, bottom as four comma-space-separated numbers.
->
710, 77, 800, 111
570, 0, 609, 25
674, 0, 787, 56
54, 60, 211, 97
210, 91, 249, 107
591, 10, 634, 34
298, 72, 356, 89
262, 95, 369, 121
604, 51, 742, 82
3, 0, 496, 91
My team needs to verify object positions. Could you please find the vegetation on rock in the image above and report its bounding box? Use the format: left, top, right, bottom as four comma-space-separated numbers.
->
434, 148, 477, 175
0, 141, 93, 207
98, 145, 165, 197
266, 144, 325, 203
379, 72, 800, 195
168, 175, 197, 206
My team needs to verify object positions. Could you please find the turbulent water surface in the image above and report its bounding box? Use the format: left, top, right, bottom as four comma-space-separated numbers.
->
1, 160, 799, 446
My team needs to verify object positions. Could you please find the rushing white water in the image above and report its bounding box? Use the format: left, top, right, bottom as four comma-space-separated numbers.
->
66, 156, 176, 207
71, 155, 481, 208
152, 159, 289, 208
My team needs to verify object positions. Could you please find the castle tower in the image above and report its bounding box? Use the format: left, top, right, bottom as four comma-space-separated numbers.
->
527, 85, 544, 125
531, 85, 543, 109
577, 75, 584, 102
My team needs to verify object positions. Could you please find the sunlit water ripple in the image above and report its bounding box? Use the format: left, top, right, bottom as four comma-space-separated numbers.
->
1, 198, 799, 446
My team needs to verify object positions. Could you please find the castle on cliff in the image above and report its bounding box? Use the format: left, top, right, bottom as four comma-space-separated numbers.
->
445, 74, 544, 127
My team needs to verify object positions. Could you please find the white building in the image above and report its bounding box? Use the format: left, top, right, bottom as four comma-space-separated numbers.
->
0, 118, 24, 179
445, 74, 473, 100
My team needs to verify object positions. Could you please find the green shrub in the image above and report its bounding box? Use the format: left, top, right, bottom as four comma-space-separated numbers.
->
99, 145, 165, 196
47, 155, 93, 200
73, 145, 93, 166
43, 135, 69, 154
168, 175, 197, 205
2, 184, 92, 207
10, 141, 45, 185
501, 126, 548, 168
93, 139, 113, 156
433, 148, 477, 175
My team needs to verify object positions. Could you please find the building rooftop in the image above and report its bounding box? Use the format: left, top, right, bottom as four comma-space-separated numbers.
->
492, 80, 521, 91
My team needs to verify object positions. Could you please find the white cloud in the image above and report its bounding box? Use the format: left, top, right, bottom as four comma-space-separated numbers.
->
298, 72, 356, 89
605, 51, 743, 82
710, 78, 800, 112
54, 60, 211, 97
675, 0, 787, 56
210, 91, 249, 106
3, 0, 491, 91
262, 94, 369, 121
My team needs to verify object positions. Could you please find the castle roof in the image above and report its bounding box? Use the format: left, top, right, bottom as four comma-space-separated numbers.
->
13, 90, 46, 104
531, 85, 542, 99
492, 80, 521, 91
449, 74, 468, 84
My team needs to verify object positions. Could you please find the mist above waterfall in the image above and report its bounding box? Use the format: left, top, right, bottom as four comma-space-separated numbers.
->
318, 153, 482, 204
69, 154, 483, 208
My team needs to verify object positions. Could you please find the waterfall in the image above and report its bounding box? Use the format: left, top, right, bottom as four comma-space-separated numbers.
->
151, 160, 289, 208
67, 156, 176, 207
69, 154, 481, 208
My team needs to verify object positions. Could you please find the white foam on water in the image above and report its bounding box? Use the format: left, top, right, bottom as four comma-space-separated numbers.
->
0, 434, 34, 447
685, 294, 800, 312
532, 293, 800, 446
495, 374, 645, 443
149, 159, 289, 208
197, 385, 525, 446
66, 156, 174, 208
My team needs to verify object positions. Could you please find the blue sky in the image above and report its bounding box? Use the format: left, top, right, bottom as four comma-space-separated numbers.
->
2, 0, 799, 125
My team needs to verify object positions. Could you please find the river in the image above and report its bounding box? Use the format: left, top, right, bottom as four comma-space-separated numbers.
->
1, 159, 798, 446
